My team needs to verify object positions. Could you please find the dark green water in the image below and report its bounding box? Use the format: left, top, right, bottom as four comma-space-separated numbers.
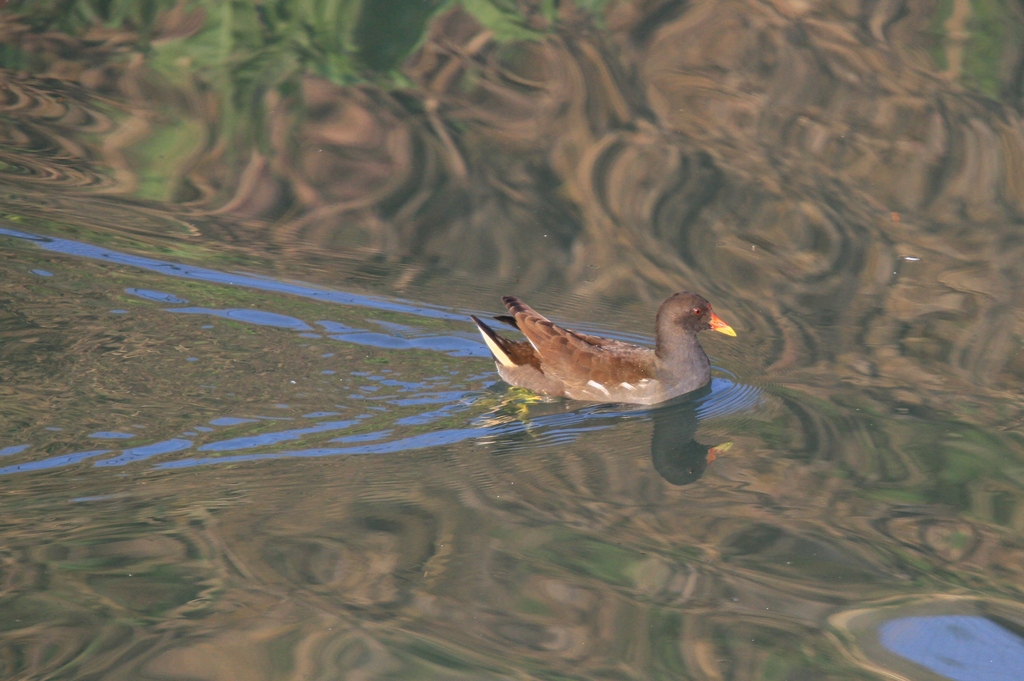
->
2, 2, 1024, 679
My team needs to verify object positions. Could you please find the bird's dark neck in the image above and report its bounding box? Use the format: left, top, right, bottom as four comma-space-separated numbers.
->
656, 331, 710, 380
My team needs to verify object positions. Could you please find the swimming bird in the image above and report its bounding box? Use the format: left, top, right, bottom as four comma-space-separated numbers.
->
471, 292, 736, 405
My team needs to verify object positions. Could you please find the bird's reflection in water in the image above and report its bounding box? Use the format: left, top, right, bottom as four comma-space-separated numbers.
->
649, 386, 731, 485
485, 383, 732, 485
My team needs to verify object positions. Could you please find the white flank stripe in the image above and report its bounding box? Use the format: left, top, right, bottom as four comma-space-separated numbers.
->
478, 328, 516, 367
587, 380, 610, 395
619, 382, 635, 391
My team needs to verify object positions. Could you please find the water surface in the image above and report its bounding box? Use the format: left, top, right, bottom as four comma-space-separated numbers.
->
2, 2, 1024, 680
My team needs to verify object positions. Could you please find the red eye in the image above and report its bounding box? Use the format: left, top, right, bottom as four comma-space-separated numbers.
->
693, 308, 703, 316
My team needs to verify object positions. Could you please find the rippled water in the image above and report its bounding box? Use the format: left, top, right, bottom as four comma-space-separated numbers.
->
3, 2, 1024, 680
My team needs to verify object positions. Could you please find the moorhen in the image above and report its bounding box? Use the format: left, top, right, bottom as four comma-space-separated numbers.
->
471, 292, 736, 404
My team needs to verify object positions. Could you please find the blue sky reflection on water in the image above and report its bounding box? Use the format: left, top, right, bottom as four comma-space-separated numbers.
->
153, 427, 502, 470
0, 374, 756, 475
0, 450, 111, 475
0, 224, 467, 320
0, 368, 757, 479
879, 616, 1024, 681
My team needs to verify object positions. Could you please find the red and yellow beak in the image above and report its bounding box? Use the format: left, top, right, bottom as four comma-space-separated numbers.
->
707, 441, 734, 463
709, 311, 737, 336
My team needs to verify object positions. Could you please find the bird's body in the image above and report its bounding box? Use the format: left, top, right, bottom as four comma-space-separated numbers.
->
472, 293, 735, 405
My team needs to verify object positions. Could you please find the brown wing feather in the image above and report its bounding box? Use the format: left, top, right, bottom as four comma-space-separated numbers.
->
472, 314, 541, 370
501, 296, 655, 386
503, 340, 542, 370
